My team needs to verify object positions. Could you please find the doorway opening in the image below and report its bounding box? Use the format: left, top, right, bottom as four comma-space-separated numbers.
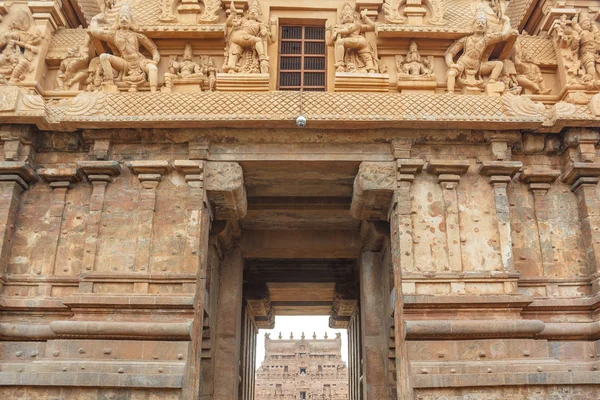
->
255, 316, 349, 399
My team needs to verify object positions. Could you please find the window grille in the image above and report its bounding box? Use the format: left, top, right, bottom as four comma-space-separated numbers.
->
278, 25, 326, 91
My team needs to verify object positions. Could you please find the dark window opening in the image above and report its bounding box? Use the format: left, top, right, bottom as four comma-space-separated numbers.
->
278, 25, 326, 91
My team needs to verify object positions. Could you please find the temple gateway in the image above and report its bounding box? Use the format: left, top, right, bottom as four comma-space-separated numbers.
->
0, 0, 599, 398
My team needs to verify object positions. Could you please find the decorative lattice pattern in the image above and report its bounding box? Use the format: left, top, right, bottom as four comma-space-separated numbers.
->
505, 0, 537, 30
49, 28, 88, 51
520, 35, 557, 66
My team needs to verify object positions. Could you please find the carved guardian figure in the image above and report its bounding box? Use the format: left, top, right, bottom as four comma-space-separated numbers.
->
330, 3, 380, 73
0, 10, 42, 84
223, 0, 275, 74
88, 4, 160, 92
445, 11, 512, 93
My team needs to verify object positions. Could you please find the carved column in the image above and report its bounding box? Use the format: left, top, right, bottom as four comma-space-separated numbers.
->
427, 160, 470, 272
479, 161, 522, 272
77, 161, 121, 279
561, 163, 600, 290
0, 162, 37, 291
213, 246, 244, 400
520, 169, 561, 277
390, 159, 424, 400
128, 161, 171, 273
35, 168, 80, 280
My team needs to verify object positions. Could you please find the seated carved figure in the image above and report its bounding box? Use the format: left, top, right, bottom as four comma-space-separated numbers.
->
56, 39, 90, 90
445, 11, 512, 93
397, 40, 433, 77
164, 43, 217, 91
88, 4, 160, 92
223, 0, 274, 74
0, 10, 41, 84
512, 40, 551, 94
331, 3, 379, 73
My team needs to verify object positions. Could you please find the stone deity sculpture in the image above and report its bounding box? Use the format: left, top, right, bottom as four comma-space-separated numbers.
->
330, 3, 380, 73
88, 4, 161, 92
570, 12, 600, 83
56, 38, 91, 90
512, 39, 551, 94
0, 10, 42, 84
223, 0, 275, 74
445, 11, 513, 94
163, 43, 217, 91
396, 40, 434, 77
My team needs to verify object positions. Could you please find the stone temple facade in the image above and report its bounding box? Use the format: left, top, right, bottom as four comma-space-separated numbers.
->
255, 334, 349, 400
0, 0, 600, 399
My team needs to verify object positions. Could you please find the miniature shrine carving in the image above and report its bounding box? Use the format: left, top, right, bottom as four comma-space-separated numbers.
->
0, 9, 42, 84
223, 0, 276, 74
163, 43, 217, 92
56, 38, 91, 91
330, 3, 381, 73
383, 0, 447, 25
396, 40, 436, 92
445, 11, 513, 95
88, 4, 161, 92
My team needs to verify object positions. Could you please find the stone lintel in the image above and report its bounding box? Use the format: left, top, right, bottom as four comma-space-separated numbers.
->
128, 160, 172, 176
427, 160, 471, 176
205, 162, 247, 220
350, 162, 396, 221
478, 161, 523, 178
561, 162, 600, 186
520, 168, 561, 185
77, 161, 122, 181
37, 167, 81, 186
0, 161, 38, 186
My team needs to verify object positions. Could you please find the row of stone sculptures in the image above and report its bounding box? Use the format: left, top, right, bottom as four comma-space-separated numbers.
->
1, 0, 600, 95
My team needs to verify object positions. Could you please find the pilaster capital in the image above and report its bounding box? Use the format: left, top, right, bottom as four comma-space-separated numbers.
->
479, 161, 522, 185
520, 168, 560, 195
0, 161, 38, 189
37, 167, 81, 189
563, 128, 600, 163
350, 161, 395, 221
27, 0, 68, 31
128, 161, 171, 188
426, 160, 470, 186
397, 159, 425, 182
561, 162, 600, 192
77, 161, 122, 183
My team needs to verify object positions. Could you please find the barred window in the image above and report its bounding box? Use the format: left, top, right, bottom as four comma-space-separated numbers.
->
278, 25, 326, 91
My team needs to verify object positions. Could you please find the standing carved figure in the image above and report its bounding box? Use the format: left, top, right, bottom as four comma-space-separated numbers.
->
0, 10, 42, 84
330, 3, 379, 73
88, 4, 160, 92
56, 38, 91, 90
512, 39, 551, 94
445, 11, 512, 93
571, 12, 600, 83
223, 0, 275, 74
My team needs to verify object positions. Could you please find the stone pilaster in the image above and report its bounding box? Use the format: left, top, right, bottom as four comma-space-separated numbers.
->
35, 167, 80, 280
174, 159, 213, 400
520, 168, 561, 277
213, 246, 244, 400
389, 158, 424, 400
479, 161, 522, 272
427, 160, 470, 272
561, 162, 600, 292
128, 161, 171, 273
0, 162, 37, 291
359, 250, 387, 400
77, 161, 121, 278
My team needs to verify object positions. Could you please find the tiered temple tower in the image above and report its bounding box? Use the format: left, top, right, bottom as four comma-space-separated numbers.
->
255, 334, 348, 400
